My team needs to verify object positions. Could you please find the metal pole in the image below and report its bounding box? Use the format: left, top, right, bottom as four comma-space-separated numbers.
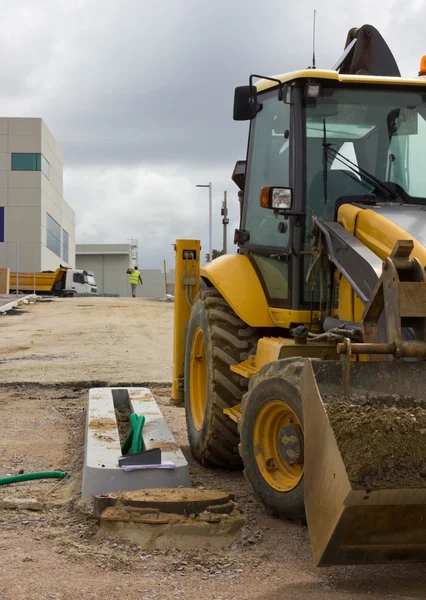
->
16, 241, 19, 296
208, 182, 212, 262
222, 190, 228, 255
196, 183, 213, 262
163, 259, 168, 295
33, 247, 36, 295
102, 255, 105, 294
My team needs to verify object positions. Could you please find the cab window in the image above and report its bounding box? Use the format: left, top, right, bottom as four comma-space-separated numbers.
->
243, 92, 291, 248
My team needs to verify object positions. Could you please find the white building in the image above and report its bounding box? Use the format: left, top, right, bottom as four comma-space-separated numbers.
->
76, 244, 132, 297
0, 118, 75, 273
76, 243, 175, 298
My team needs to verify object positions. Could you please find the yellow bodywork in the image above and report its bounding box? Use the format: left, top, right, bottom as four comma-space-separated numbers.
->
230, 337, 293, 378
356, 208, 426, 263
255, 68, 426, 93
337, 203, 362, 235
200, 254, 274, 327
225, 336, 296, 425
200, 254, 317, 329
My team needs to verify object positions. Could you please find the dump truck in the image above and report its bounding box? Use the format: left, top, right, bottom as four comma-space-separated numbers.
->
9, 267, 97, 296
171, 24, 426, 566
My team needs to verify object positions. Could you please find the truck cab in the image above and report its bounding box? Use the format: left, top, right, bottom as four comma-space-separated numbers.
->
61, 269, 97, 296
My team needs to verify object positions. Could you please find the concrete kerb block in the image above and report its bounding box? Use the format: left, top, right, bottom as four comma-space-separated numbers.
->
81, 387, 191, 498
0, 293, 37, 313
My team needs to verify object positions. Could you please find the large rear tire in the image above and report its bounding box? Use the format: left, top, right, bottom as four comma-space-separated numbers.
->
238, 358, 305, 519
184, 288, 260, 469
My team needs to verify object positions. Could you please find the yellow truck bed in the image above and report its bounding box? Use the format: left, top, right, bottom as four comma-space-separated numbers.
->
9, 269, 65, 294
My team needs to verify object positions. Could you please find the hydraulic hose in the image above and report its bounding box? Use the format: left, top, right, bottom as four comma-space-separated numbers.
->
130, 413, 145, 453
0, 471, 68, 487
121, 413, 145, 455
121, 426, 134, 455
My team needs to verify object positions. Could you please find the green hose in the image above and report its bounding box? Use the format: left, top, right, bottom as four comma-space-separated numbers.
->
130, 413, 145, 453
121, 413, 145, 455
121, 426, 134, 455
0, 471, 68, 487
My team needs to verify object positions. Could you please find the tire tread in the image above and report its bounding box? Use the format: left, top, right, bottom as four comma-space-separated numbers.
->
186, 289, 261, 468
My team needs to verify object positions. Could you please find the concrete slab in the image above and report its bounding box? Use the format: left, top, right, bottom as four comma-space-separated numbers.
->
81, 387, 191, 498
96, 512, 245, 549
0, 294, 36, 313
94, 488, 245, 549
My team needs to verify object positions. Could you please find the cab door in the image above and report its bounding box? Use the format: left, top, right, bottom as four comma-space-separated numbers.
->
239, 89, 294, 309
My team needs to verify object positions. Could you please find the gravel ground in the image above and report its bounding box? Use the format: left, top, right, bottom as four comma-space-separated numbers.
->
0, 297, 426, 599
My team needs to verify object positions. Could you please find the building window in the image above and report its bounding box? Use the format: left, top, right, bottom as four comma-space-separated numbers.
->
63, 229, 69, 263
46, 213, 61, 257
40, 155, 50, 178
11, 153, 50, 178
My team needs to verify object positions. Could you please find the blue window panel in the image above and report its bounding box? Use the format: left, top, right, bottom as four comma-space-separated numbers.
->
12, 153, 40, 170
0, 207, 4, 243
11, 153, 50, 179
63, 229, 69, 263
41, 154, 50, 178
46, 213, 61, 257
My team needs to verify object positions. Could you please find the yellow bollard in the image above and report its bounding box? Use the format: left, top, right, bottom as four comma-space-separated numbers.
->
171, 240, 200, 405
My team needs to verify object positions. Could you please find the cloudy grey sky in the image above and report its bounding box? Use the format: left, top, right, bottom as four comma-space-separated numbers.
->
1, 0, 424, 267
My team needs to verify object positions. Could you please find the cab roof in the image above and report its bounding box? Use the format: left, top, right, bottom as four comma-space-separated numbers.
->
255, 69, 426, 93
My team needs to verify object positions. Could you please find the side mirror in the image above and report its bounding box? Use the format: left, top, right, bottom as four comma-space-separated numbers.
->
233, 86, 262, 121
260, 187, 293, 210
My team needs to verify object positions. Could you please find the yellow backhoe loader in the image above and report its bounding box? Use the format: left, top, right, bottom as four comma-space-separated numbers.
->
172, 24, 426, 566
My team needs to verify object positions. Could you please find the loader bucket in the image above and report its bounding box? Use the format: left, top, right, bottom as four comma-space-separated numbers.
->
302, 359, 426, 566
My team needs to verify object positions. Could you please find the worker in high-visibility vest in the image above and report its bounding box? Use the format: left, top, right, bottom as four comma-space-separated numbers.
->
129, 266, 143, 298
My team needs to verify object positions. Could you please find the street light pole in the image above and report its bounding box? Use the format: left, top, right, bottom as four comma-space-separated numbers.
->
208, 182, 212, 262
196, 182, 212, 261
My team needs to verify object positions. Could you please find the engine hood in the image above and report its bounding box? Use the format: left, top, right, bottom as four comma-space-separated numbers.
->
351, 203, 426, 272
370, 205, 426, 248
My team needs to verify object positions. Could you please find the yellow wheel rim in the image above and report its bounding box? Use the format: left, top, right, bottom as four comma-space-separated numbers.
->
189, 327, 207, 431
253, 400, 303, 492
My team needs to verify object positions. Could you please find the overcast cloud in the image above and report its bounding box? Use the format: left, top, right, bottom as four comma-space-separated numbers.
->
0, 0, 424, 267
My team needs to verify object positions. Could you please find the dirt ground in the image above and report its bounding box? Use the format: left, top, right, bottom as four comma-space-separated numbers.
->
1, 297, 426, 600
0, 297, 172, 385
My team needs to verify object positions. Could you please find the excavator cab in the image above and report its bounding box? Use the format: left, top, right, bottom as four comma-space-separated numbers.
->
233, 25, 426, 325
172, 24, 426, 567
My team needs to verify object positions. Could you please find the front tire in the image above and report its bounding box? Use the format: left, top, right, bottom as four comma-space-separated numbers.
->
238, 358, 305, 519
